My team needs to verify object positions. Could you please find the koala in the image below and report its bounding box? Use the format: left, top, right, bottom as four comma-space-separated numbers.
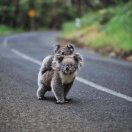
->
39, 43, 75, 75
37, 53, 83, 104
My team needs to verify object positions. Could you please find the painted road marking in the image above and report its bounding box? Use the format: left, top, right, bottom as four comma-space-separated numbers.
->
76, 77, 132, 102
3, 33, 132, 67
11, 48, 132, 102
3, 33, 39, 47
11, 49, 41, 65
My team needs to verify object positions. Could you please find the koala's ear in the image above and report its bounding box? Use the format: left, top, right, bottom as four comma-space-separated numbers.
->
54, 44, 60, 53
74, 53, 84, 68
67, 43, 75, 52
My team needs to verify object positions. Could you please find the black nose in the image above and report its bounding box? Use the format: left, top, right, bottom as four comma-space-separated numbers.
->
66, 67, 69, 71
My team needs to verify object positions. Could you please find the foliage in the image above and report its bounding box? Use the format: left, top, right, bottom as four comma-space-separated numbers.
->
0, 0, 130, 30
0, 25, 24, 36
61, 2, 132, 51
0, 0, 79, 30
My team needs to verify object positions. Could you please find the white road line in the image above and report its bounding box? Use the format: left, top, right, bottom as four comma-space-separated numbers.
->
76, 77, 132, 102
11, 49, 41, 65
3, 33, 132, 67
11, 48, 132, 102
3, 33, 39, 47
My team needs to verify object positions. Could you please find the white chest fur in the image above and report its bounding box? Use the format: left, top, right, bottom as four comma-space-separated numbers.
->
59, 72, 76, 84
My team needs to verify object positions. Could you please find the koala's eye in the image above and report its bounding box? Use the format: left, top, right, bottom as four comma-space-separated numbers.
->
57, 50, 63, 54
58, 50, 64, 55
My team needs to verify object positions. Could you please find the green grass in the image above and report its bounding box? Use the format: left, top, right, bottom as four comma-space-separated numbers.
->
0, 25, 24, 36
61, 2, 132, 51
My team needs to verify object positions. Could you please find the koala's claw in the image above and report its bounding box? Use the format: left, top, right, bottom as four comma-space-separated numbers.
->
38, 96, 46, 100
65, 98, 72, 102
64, 99, 72, 103
56, 99, 71, 104
64, 100, 69, 103
56, 100, 65, 104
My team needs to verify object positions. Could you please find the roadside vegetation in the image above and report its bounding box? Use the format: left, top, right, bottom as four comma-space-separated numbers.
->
61, 2, 132, 59
0, 25, 24, 36
0, 0, 131, 60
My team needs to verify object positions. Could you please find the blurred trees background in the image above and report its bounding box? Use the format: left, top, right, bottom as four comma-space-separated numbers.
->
0, 0, 130, 30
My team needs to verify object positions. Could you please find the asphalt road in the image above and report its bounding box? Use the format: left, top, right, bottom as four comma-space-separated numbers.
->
0, 32, 132, 132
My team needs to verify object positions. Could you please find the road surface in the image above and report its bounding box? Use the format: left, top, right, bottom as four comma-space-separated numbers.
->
0, 32, 132, 132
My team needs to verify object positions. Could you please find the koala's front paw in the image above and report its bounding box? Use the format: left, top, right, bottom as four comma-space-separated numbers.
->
65, 98, 72, 102
38, 96, 46, 100
64, 99, 72, 103
56, 100, 65, 104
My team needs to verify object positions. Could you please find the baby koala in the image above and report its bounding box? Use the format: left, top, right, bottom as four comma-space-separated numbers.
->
37, 53, 83, 104
39, 43, 75, 75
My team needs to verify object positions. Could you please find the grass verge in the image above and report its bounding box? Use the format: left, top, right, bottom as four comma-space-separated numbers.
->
61, 2, 132, 60
0, 25, 24, 36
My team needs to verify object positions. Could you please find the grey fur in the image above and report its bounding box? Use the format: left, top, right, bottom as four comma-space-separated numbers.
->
40, 43, 75, 75
37, 53, 83, 104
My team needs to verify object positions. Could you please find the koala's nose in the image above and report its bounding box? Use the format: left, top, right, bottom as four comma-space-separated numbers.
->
66, 66, 69, 71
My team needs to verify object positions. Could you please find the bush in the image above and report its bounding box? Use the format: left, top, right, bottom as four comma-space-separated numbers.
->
61, 2, 132, 51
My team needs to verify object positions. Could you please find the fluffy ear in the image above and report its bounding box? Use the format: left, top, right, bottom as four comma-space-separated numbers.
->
67, 43, 75, 52
74, 53, 84, 68
54, 44, 60, 53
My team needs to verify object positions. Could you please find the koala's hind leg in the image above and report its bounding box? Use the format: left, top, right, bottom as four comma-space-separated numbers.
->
37, 84, 47, 100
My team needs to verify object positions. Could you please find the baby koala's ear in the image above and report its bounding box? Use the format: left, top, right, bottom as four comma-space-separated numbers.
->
67, 43, 75, 52
74, 53, 84, 68
54, 44, 60, 53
